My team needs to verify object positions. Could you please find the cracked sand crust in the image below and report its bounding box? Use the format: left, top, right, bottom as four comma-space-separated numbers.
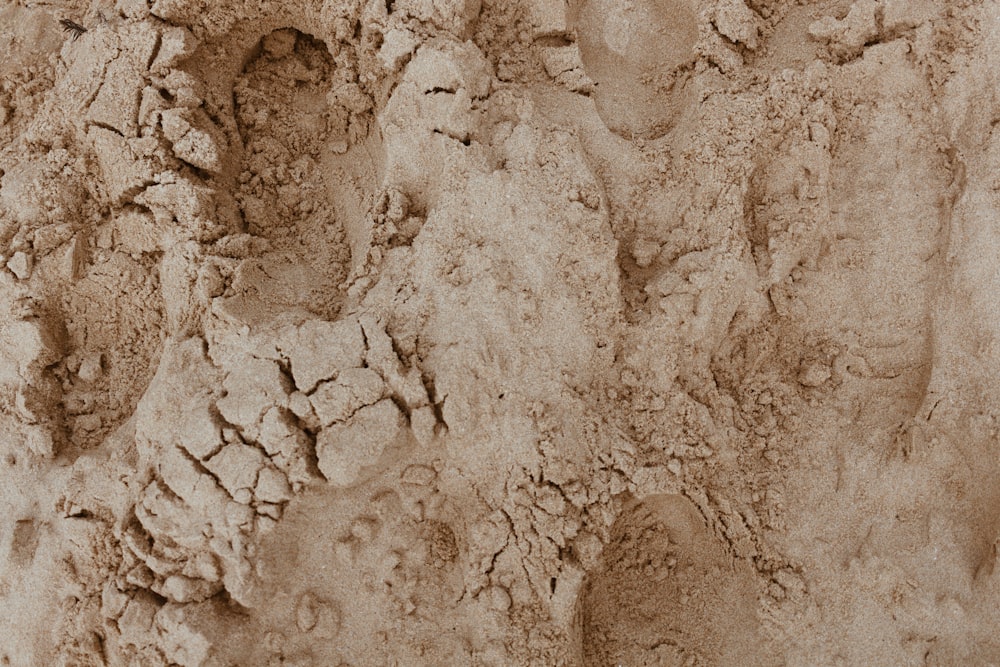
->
1, 0, 1000, 665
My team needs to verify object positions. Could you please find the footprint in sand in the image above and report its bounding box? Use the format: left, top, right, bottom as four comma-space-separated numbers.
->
581, 494, 776, 667
226, 27, 379, 322
572, 0, 698, 139
107, 21, 398, 608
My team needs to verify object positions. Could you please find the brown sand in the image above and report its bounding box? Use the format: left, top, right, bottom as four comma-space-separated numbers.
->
0, 0, 998, 664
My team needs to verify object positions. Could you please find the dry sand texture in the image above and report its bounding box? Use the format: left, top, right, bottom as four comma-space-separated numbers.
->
0, 0, 998, 664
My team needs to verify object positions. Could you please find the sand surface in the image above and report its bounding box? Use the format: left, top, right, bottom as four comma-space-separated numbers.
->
0, 0, 998, 664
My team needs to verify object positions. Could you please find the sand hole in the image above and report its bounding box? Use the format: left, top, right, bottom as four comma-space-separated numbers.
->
8, 519, 38, 567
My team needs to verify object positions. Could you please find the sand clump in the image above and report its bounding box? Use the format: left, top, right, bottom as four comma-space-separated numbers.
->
0, 0, 999, 664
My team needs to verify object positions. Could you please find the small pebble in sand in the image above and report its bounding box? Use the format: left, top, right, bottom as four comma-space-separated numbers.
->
6, 251, 32, 280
